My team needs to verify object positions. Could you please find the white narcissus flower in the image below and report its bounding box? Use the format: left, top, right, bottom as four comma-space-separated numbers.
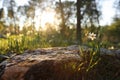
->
88, 32, 96, 40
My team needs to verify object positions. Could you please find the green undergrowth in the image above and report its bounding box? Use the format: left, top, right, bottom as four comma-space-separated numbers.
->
57, 54, 120, 80
0, 33, 74, 54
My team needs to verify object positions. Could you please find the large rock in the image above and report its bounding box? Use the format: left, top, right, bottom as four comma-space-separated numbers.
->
1, 53, 81, 80
1, 45, 120, 80
0, 60, 39, 80
24, 55, 81, 80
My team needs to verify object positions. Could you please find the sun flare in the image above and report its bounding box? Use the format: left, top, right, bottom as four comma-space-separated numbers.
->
41, 11, 55, 27
35, 8, 58, 30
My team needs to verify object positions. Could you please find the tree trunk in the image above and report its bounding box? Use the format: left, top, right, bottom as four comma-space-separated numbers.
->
76, 0, 82, 44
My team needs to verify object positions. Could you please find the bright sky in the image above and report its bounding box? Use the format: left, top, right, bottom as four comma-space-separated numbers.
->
0, 0, 117, 27
100, 0, 116, 25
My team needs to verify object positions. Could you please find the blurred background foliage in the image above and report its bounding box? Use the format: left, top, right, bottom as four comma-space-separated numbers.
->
0, 0, 120, 54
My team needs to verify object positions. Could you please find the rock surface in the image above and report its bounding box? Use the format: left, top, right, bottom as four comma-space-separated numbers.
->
0, 45, 120, 80
0, 46, 81, 80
